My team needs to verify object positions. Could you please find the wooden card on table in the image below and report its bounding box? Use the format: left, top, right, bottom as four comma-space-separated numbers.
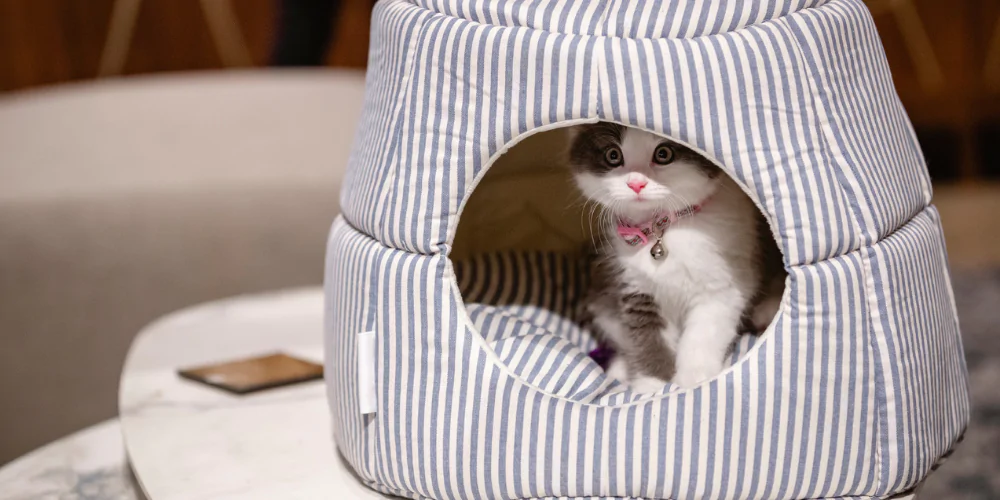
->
178, 352, 323, 395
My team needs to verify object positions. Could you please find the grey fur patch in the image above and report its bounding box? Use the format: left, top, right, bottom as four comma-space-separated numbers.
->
669, 140, 722, 178
568, 122, 626, 175
581, 253, 676, 381
742, 212, 787, 331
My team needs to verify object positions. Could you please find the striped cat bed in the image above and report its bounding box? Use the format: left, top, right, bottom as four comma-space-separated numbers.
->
323, 0, 970, 498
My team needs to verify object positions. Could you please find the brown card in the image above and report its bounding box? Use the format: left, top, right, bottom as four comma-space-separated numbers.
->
178, 353, 323, 395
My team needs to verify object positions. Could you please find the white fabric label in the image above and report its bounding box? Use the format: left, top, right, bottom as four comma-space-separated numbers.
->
357, 331, 377, 415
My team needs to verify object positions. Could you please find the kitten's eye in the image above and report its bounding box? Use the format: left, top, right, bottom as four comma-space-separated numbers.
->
653, 144, 675, 165
604, 147, 624, 167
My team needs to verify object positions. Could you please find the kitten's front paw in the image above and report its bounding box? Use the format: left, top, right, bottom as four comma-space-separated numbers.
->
605, 357, 629, 382
672, 360, 724, 389
629, 375, 668, 395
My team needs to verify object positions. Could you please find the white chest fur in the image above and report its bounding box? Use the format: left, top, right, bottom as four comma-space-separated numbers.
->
609, 191, 762, 346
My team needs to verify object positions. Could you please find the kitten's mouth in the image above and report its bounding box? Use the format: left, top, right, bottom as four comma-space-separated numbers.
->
613, 201, 662, 225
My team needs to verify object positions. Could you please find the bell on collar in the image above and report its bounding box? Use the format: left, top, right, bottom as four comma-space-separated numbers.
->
650, 239, 666, 260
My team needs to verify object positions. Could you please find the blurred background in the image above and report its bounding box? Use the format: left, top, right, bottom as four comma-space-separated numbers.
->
0, 0, 372, 82
1, 0, 998, 180
1, 0, 998, 497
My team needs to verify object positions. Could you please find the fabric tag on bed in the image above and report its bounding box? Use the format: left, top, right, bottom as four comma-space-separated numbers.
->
357, 331, 377, 414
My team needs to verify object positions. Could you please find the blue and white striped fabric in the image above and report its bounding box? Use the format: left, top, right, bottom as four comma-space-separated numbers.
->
325, 0, 969, 498
456, 250, 761, 405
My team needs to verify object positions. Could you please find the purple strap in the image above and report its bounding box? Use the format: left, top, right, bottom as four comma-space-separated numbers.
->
588, 343, 616, 369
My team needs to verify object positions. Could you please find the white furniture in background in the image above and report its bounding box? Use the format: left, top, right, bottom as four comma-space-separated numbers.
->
0, 70, 365, 465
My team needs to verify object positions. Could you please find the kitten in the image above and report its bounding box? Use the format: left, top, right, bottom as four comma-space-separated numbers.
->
569, 123, 784, 392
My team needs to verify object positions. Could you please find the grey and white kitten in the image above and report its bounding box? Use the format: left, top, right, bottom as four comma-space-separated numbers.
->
569, 123, 784, 392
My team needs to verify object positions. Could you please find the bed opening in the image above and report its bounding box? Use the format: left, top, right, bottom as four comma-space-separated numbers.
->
450, 124, 784, 405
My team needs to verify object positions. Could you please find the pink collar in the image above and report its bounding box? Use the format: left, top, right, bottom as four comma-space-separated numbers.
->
616, 198, 710, 247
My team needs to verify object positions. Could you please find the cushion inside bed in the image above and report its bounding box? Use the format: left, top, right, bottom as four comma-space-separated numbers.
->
455, 251, 759, 404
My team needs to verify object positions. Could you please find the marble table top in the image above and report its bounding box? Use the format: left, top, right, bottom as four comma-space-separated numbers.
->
0, 288, 391, 500
0, 419, 137, 500
117, 287, 389, 500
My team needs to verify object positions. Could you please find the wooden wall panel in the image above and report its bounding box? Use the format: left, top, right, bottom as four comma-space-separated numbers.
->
973, 1, 1000, 114
122, 1, 223, 74
326, 0, 372, 68
0, 0, 369, 90
873, 1, 970, 121
868, 0, 999, 180
230, 0, 277, 66
0, 0, 114, 91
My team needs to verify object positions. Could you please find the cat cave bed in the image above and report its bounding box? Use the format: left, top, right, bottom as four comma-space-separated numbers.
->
323, 0, 970, 498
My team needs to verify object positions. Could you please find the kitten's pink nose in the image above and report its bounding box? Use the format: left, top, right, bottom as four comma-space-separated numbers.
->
627, 178, 648, 194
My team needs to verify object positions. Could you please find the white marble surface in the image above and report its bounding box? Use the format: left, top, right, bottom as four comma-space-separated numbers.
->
118, 288, 390, 499
0, 419, 138, 499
